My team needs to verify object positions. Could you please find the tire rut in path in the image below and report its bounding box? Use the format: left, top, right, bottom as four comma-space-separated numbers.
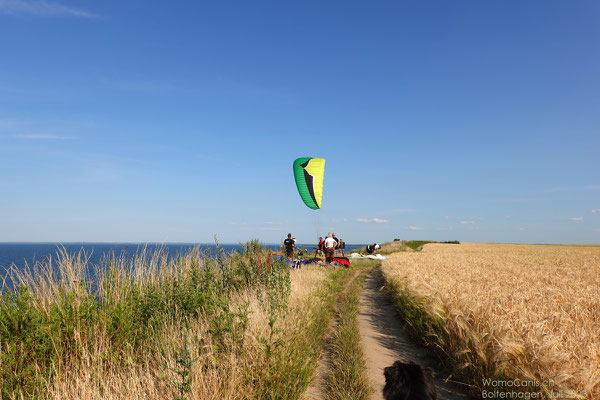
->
302, 269, 362, 400
358, 267, 473, 400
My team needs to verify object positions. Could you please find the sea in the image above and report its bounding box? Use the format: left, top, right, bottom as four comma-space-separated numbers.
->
0, 242, 366, 289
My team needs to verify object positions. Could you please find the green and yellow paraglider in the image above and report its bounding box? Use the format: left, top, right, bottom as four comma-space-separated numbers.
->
293, 157, 326, 210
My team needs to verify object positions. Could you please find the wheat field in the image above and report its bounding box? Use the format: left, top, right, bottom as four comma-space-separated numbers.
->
381, 243, 600, 398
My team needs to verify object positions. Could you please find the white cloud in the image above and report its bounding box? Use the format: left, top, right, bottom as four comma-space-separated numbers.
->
405, 226, 423, 231
0, 0, 97, 18
459, 220, 476, 225
592, 209, 600, 214
12, 133, 73, 140
568, 217, 584, 221
355, 218, 389, 224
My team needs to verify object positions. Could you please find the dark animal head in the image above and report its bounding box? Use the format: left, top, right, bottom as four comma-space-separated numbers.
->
383, 361, 437, 400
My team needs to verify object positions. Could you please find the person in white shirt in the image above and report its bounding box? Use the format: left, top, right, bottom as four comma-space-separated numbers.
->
324, 233, 337, 263
332, 233, 340, 255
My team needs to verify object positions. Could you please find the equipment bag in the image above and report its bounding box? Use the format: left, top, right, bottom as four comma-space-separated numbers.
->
331, 257, 350, 268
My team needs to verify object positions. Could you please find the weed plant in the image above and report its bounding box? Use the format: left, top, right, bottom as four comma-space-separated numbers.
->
326, 261, 374, 400
0, 240, 290, 398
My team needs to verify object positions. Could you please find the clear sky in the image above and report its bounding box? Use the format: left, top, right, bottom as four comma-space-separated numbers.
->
0, 0, 599, 244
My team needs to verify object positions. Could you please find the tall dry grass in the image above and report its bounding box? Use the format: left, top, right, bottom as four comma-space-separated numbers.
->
325, 263, 373, 400
45, 266, 332, 399
0, 243, 345, 399
381, 243, 600, 398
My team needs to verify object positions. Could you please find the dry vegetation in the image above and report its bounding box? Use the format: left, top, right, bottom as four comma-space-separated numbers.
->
45, 266, 332, 399
377, 241, 411, 255
0, 243, 351, 399
324, 261, 374, 400
381, 243, 600, 398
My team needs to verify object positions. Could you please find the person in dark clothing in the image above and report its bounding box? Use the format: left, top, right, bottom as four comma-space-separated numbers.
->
366, 243, 380, 255
339, 239, 346, 256
284, 233, 295, 260
317, 237, 324, 257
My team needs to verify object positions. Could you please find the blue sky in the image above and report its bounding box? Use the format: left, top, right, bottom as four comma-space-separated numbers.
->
0, 0, 599, 244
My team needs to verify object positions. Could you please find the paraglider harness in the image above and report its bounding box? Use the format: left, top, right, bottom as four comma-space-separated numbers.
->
330, 256, 350, 268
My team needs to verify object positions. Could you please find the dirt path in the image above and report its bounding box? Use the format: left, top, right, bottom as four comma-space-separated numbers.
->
358, 267, 473, 400
302, 269, 362, 400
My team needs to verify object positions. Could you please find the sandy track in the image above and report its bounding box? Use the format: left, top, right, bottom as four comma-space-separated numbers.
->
358, 267, 472, 400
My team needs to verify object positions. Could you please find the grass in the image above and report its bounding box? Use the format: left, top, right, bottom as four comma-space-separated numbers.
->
325, 260, 375, 400
380, 242, 600, 399
0, 241, 359, 399
356, 240, 461, 256
394, 240, 460, 251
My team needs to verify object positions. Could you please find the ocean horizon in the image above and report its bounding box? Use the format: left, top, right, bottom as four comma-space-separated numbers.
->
0, 242, 367, 273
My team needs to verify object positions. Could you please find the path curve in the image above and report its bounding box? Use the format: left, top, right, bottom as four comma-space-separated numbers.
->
358, 267, 473, 400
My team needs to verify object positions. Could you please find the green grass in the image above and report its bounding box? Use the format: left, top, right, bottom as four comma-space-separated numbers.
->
400, 240, 460, 251
381, 278, 448, 354
326, 260, 375, 400
0, 241, 368, 399
259, 266, 356, 399
0, 241, 291, 398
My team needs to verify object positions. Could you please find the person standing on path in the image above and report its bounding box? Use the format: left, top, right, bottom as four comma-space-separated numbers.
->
324, 233, 336, 263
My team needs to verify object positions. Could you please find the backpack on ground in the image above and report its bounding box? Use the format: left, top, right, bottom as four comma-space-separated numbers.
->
331, 257, 350, 268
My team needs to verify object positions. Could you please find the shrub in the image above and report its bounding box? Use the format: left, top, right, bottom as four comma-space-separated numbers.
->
0, 241, 291, 398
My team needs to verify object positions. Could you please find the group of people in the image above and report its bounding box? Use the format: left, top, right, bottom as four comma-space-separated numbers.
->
283, 233, 382, 266
317, 233, 345, 263
283, 232, 346, 264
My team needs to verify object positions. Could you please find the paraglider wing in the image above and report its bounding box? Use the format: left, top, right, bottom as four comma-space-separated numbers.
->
293, 157, 325, 210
